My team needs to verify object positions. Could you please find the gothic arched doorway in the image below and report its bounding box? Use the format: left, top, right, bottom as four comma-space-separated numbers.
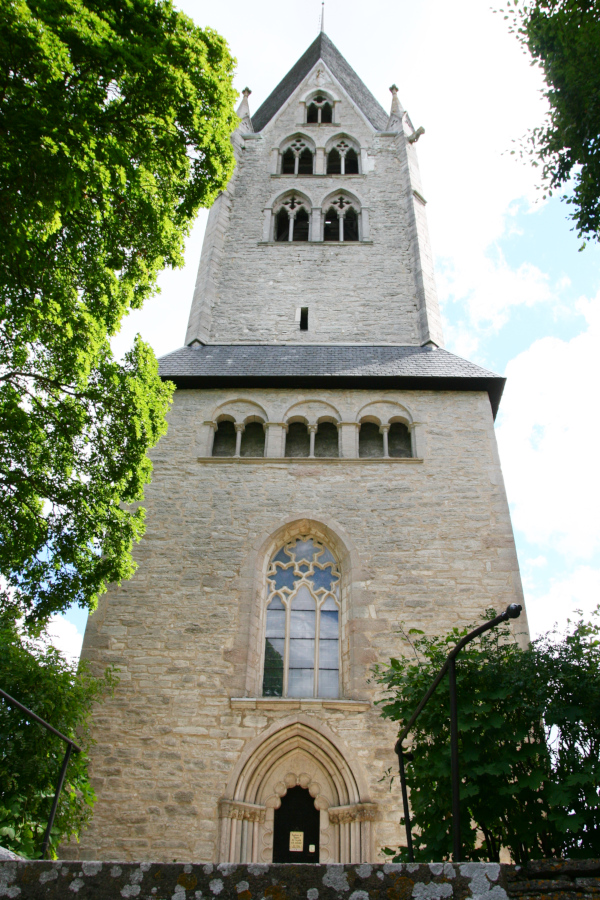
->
273, 786, 320, 863
218, 719, 376, 863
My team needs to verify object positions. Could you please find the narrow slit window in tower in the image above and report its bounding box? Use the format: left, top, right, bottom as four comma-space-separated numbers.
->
299, 307, 309, 330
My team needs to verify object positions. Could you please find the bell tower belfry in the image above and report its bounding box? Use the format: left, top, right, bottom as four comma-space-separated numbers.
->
77, 31, 527, 865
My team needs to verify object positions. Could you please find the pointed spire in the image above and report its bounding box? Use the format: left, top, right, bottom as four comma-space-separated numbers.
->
320, 1, 325, 32
386, 84, 404, 131
236, 87, 254, 133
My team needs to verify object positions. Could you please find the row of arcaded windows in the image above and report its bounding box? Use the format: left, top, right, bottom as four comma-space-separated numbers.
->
272, 192, 362, 243
212, 421, 412, 459
281, 145, 360, 176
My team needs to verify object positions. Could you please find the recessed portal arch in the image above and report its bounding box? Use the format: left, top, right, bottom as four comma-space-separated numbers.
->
218, 718, 375, 863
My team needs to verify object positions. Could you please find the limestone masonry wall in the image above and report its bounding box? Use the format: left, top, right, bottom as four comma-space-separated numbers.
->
71, 387, 526, 864
185, 61, 443, 347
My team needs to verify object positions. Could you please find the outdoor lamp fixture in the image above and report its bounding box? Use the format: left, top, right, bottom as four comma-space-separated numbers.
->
394, 603, 522, 863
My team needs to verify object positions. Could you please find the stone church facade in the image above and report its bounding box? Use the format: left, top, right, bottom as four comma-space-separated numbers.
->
75, 32, 527, 865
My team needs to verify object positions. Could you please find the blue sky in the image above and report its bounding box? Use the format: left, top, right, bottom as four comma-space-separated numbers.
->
49, 0, 600, 659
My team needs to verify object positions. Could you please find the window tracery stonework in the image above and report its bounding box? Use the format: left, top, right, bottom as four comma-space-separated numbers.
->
263, 537, 341, 699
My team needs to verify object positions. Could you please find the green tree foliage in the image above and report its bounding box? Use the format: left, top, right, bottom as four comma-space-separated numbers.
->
374, 610, 600, 862
0, 0, 237, 624
0, 614, 117, 857
501, 0, 600, 244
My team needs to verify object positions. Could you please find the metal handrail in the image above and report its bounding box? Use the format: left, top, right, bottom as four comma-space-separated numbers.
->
0, 688, 82, 859
393, 603, 522, 862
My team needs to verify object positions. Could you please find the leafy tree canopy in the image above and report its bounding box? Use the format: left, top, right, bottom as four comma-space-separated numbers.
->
0, 614, 117, 857
500, 0, 600, 244
374, 610, 600, 862
0, 0, 237, 624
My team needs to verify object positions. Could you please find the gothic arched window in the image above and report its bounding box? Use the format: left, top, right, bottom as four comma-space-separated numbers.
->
323, 194, 360, 242
263, 537, 340, 699
279, 138, 314, 175
274, 194, 311, 242
307, 96, 332, 124
326, 139, 360, 175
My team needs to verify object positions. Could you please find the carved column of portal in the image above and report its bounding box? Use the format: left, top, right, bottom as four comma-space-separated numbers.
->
219, 800, 266, 863
327, 803, 377, 863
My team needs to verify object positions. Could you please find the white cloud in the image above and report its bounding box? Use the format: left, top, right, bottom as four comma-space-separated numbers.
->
525, 565, 600, 639
46, 615, 84, 665
439, 252, 556, 334
496, 292, 600, 559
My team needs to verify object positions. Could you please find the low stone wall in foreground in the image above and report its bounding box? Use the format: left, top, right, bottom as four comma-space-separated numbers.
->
0, 859, 598, 900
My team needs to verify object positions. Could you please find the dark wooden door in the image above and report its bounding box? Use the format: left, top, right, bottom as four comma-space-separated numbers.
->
272, 786, 320, 863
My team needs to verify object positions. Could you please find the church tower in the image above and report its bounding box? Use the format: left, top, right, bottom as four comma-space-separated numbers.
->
77, 31, 527, 865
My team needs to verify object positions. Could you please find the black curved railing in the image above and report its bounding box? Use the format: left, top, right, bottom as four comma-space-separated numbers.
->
0, 688, 82, 859
394, 603, 523, 862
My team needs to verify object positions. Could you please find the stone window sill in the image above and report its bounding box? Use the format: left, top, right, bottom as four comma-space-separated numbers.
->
198, 457, 423, 464
257, 241, 373, 246
230, 697, 370, 712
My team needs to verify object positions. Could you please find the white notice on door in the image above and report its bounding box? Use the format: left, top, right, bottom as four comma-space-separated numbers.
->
289, 831, 304, 851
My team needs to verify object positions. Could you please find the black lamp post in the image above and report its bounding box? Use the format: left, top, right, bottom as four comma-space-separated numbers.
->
394, 603, 522, 862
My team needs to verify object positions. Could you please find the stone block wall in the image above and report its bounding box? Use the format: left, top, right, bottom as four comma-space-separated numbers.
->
185, 62, 443, 347
68, 386, 526, 864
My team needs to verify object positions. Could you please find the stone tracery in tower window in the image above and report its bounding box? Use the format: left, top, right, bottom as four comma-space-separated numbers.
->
280, 136, 315, 176
326, 136, 360, 175
273, 192, 311, 242
323, 192, 360, 242
262, 537, 340, 700
305, 92, 334, 124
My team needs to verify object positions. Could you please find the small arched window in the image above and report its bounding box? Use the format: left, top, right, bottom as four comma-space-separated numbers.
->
326, 140, 360, 175
212, 420, 236, 457
326, 149, 342, 175
281, 148, 295, 174
280, 138, 314, 175
285, 421, 310, 456
389, 422, 412, 458
240, 421, 265, 457
359, 421, 383, 458
345, 148, 359, 174
307, 96, 333, 124
323, 195, 360, 242
274, 195, 310, 242
263, 537, 340, 699
314, 422, 339, 457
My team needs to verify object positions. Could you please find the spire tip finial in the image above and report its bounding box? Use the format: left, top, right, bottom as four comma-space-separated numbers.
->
320, 1, 325, 32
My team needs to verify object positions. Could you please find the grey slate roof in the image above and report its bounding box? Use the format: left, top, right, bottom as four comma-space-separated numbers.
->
251, 33, 389, 133
159, 344, 505, 417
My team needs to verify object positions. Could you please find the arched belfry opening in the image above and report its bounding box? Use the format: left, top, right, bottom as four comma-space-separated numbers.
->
218, 720, 375, 863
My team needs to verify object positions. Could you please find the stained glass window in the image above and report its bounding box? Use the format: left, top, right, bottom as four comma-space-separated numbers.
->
262, 537, 341, 699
